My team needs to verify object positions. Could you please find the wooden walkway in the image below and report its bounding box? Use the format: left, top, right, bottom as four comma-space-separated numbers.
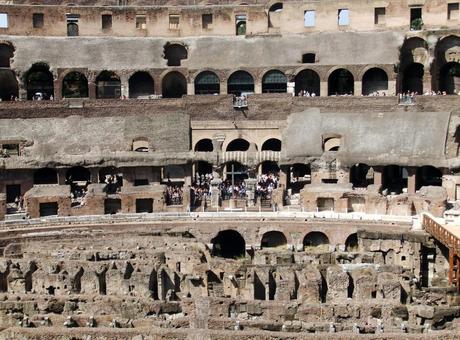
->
423, 213, 460, 291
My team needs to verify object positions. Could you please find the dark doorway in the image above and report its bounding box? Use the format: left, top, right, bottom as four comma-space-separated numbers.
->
0, 69, 18, 101
136, 198, 153, 213
34, 168, 58, 184
129, 72, 154, 98
402, 63, 424, 94
96, 71, 121, 99
362, 68, 388, 95
39, 202, 58, 216
262, 70, 287, 93
194, 71, 220, 95
162, 71, 187, 98
211, 230, 246, 258
104, 198, 121, 214
295, 69, 320, 96
26, 63, 54, 100
439, 62, 460, 94
227, 71, 254, 96
62, 72, 88, 98
328, 68, 354, 95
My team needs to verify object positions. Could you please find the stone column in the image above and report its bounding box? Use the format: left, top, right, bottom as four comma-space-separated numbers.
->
120, 75, 129, 99
210, 166, 222, 209
254, 81, 262, 94
220, 81, 227, 95
287, 82, 295, 96
320, 81, 328, 97
373, 167, 383, 190
57, 169, 67, 185
388, 80, 397, 96
407, 168, 417, 194
354, 80, 362, 96
187, 82, 194, 96
89, 168, 99, 183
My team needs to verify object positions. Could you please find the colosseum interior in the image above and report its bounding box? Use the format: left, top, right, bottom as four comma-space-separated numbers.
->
0, 0, 460, 338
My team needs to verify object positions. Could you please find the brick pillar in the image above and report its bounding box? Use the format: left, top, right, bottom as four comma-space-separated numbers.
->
54, 79, 61, 100
320, 81, 328, 96
220, 81, 227, 95
423, 72, 432, 93
407, 168, 417, 194
88, 81, 96, 99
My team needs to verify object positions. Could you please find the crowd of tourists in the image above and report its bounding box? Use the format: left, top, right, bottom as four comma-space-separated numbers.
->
191, 173, 213, 207
219, 180, 247, 200
164, 184, 183, 205
70, 186, 87, 206
255, 173, 279, 200
297, 90, 317, 97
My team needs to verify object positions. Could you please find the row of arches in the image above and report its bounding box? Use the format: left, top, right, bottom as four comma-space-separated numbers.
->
194, 137, 281, 152
211, 229, 358, 258
7, 63, 458, 101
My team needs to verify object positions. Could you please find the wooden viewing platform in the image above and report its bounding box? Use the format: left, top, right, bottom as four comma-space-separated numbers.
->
423, 213, 460, 291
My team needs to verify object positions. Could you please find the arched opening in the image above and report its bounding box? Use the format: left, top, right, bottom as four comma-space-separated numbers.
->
350, 163, 371, 188
362, 68, 388, 95
96, 71, 121, 99
268, 2, 283, 28
262, 70, 287, 93
261, 138, 281, 151
328, 68, 354, 95
99, 166, 123, 194
382, 165, 407, 194
227, 71, 254, 96
261, 231, 287, 249
295, 69, 320, 96
323, 137, 341, 151
62, 71, 88, 98
211, 230, 245, 259
345, 233, 358, 252
194, 71, 220, 95
132, 138, 149, 152
0, 43, 14, 68
162, 71, 187, 98
67, 22, 79, 36
25, 63, 54, 100
257, 161, 280, 202
416, 166, 442, 190
303, 231, 329, 250
34, 168, 58, 185
402, 63, 424, 94
163, 43, 188, 67
0, 69, 18, 101
194, 138, 214, 152
439, 62, 460, 94
129, 71, 154, 99
226, 138, 250, 151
